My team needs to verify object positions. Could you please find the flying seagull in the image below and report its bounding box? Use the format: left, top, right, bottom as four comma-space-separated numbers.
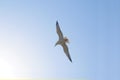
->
55, 21, 72, 62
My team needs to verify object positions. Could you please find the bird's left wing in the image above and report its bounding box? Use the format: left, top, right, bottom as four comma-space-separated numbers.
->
62, 43, 72, 62
56, 21, 63, 40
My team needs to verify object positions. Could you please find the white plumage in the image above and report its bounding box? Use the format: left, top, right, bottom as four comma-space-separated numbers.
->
55, 21, 72, 62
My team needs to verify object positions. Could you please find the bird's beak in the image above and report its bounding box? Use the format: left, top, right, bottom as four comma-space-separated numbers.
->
55, 43, 57, 47
55, 42, 58, 47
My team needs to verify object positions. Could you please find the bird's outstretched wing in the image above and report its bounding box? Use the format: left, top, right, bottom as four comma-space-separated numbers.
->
56, 21, 63, 40
62, 43, 72, 62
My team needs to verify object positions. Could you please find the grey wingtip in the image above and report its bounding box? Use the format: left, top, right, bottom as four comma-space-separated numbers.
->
56, 20, 58, 25
70, 59, 72, 63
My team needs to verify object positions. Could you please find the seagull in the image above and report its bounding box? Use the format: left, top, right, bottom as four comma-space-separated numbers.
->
55, 21, 72, 62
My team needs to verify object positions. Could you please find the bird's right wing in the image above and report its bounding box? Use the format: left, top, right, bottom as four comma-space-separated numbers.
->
62, 43, 72, 62
56, 21, 63, 40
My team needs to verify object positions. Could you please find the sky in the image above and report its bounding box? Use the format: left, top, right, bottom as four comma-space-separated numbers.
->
0, 0, 120, 80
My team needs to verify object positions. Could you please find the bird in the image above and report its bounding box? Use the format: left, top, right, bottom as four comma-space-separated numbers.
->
55, 21, 72, 62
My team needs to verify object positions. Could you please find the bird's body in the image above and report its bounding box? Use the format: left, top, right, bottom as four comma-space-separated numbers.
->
55, 21, 72, 62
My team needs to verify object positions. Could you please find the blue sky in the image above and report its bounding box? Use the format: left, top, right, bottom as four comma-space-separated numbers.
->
0, 0, 120, 80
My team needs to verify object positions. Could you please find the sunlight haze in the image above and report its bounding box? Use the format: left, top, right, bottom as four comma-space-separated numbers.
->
0, 0, 120, 80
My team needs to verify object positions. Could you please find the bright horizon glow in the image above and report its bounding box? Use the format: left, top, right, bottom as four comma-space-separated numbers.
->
0, 58, 15, 78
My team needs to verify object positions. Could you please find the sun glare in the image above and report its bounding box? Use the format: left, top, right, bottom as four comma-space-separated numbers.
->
0, 58, 15, 78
